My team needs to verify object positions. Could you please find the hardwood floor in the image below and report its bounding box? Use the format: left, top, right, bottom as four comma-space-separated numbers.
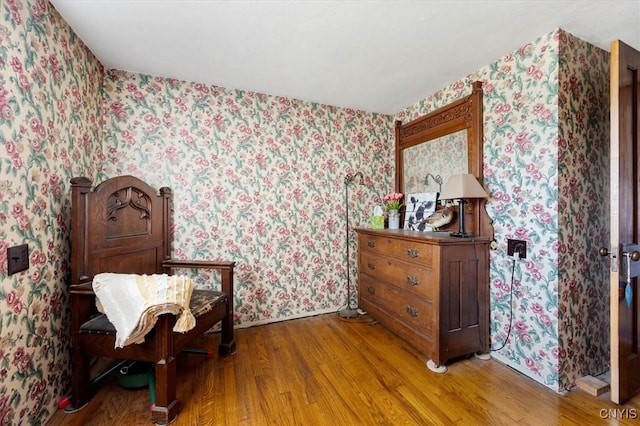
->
48, 313, 640, 425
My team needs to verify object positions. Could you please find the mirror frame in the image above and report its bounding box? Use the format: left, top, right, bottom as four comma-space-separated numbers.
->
395, 81, 491, 237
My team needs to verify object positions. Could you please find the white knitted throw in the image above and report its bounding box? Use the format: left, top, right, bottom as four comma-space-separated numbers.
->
92, 273, 195, 348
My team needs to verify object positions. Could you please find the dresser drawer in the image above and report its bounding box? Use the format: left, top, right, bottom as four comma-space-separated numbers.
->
359, 251, 434, 298
358, 234, 434, 266
359, 274, 433, 337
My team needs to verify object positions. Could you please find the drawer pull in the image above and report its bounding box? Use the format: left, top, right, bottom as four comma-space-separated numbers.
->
406, 305, 418, 317
367, 285, 375, 294
407, 248, 419, 258
407, 275, 419, 286
368, 240, 376, 248
367, 262, 376, 270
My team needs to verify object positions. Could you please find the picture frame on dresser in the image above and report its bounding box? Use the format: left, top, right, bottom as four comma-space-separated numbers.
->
403, 192, 438, 231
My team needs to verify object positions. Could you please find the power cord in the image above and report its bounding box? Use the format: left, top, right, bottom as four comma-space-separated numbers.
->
491, 247, 520, 352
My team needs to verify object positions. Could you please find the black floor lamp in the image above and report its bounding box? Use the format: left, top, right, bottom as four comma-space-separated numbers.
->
339, 171, 365, 318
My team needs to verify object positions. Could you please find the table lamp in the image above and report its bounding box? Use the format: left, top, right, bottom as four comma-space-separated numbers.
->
439, 173, 488, 237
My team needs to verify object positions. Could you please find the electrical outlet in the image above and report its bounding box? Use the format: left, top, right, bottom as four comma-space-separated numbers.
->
7, 244, 29, 275
507, 239, 526, 259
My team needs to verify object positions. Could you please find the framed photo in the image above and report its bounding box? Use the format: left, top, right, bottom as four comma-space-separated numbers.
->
404, 192, 438, 231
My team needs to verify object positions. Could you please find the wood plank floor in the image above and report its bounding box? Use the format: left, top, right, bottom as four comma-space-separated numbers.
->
48, 313, 640, 425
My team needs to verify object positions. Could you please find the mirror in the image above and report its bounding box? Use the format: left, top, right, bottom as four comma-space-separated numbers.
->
402, 129, 468, 194
395, 81, 490, 237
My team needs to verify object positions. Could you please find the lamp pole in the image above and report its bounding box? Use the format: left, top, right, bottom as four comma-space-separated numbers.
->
339, 172, 364, 318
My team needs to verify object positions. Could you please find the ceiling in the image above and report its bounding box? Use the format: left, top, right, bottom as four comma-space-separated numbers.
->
49, 1, 639, 115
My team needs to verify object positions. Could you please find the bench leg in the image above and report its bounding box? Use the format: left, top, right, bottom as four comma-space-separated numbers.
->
69, 345, 91, 411
150, 355, 179, 425
219, 308, 236, 355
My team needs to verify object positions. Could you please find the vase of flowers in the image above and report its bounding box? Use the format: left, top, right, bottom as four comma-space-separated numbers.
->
387, 210, 400, 230
384, 193, 403, 230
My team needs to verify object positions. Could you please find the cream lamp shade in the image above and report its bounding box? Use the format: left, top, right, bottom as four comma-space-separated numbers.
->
439, 173, 488, 200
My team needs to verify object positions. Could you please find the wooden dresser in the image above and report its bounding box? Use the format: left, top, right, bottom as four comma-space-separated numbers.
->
356, 228, 489, 371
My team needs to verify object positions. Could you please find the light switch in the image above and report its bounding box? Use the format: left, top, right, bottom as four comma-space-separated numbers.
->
7, 244, 29, 275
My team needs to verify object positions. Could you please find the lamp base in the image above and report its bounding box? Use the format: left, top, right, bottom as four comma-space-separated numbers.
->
338, 307, 359, 318
449, 199, 475, 238
450, 231, 475, 238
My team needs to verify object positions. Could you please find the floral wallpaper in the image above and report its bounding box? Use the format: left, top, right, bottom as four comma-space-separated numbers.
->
398, 29, 609, 391
0, 0, 103, 425
0, 1, 613, 423
556, 32, 609, 388
100, 70, 395, 327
